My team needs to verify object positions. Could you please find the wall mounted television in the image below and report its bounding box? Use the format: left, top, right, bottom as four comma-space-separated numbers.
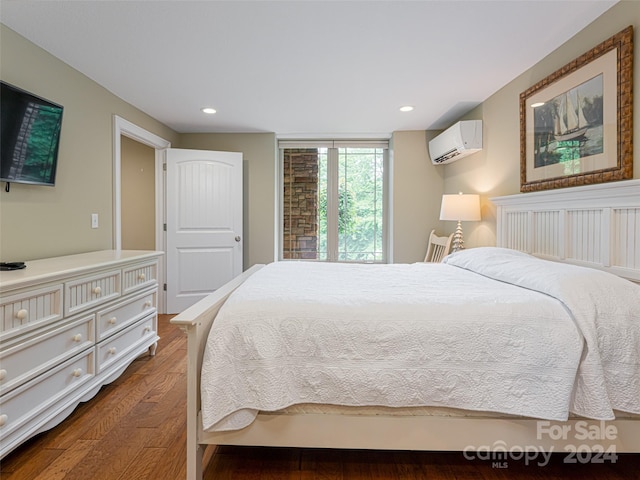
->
1, 81, 64, 188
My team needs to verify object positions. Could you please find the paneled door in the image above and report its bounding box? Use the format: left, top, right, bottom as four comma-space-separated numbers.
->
165, 148, 243, 313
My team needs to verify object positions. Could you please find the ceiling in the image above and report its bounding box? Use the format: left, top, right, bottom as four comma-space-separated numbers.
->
0, 1, 617, 137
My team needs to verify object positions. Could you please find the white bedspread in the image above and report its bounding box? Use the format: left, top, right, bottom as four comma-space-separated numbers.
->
200, 248, 640, 432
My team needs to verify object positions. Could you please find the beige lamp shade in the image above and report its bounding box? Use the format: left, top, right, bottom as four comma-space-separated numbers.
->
439, 193, 481, 222
439, 193, 481, 252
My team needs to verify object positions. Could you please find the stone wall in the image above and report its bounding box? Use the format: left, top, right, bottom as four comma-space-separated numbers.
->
282, 149, 318, 259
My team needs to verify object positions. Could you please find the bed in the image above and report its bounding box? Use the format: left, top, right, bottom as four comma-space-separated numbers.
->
171, 179, 640, 480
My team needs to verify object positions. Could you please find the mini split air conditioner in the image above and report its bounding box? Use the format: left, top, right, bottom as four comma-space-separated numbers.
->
428, 120, 482, 165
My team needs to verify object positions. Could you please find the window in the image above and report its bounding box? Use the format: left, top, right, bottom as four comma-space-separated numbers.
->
280, 140, 389, 263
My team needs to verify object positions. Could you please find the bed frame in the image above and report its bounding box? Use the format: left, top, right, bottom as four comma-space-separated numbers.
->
171, 179, 640, 480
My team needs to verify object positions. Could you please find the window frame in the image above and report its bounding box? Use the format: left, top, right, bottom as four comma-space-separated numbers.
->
278, 139, 391, 263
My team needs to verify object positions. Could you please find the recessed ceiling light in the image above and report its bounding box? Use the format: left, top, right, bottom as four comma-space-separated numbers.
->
201, 107, 217, 114
399, 106, 414, 112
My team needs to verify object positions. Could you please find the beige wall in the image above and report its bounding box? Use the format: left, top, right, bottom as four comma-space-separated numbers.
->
391, 131, 444, 263
0, 25, 179, 261
443, 0, 640, 248
177, 133, 277, 269
121, 136, 156, 250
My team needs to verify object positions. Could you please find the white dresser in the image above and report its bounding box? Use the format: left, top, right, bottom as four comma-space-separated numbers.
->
0, 250, 163, 458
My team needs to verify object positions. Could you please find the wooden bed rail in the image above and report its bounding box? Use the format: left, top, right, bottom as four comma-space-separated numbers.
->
171, 264, 264, 480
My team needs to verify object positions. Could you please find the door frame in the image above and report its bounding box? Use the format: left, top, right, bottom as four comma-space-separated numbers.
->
113, 115, 171, 313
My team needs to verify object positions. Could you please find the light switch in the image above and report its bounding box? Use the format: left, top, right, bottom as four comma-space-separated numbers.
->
91, 213, 99, 229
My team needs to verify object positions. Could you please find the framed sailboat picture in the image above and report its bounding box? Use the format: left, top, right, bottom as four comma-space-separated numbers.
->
520, 26, 633, 192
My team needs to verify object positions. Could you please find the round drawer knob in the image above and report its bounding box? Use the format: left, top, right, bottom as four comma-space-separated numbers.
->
144, 326, 151, 333
108, 317, 117, 325
15, 309, 28, 320
108, 347, 117, 355
0, 414, 8, 427
72, 368, 83, 377
138, 273, 146, 281
92, 286, 102, 295
0, 369, 7, 381
144, 301, 152, 308
72, 334, 83, 342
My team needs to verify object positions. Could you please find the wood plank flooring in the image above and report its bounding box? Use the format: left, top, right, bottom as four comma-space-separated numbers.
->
2, 315, 638, 479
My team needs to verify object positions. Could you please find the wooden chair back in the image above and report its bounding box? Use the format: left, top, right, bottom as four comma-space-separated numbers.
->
424, 229, 453, 262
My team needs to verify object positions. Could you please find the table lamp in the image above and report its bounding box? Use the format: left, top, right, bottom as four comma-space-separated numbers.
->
439, 193, 481, 252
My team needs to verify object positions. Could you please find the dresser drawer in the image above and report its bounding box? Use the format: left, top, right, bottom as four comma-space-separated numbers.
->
0, 284, 63, 339
0, 314, 94, 395
0, 350, 94, 438
122, 261, 158, 295
65, 270, 121, 316
96, 289, 156, 341
96, 314, 157, 374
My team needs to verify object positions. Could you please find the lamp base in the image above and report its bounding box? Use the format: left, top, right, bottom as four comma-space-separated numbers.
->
451, 221, 465, 252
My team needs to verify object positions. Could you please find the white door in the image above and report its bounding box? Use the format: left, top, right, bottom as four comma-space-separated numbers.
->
166, 148, 243, 313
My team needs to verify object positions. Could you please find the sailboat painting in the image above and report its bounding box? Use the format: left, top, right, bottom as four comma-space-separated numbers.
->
521, 26, 632, 193
533, 74, 603, 169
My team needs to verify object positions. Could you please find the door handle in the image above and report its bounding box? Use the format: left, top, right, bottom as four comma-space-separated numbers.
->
235, 236, 241, 242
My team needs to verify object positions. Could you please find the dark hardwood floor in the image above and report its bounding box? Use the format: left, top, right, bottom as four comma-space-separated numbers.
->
1, 315, 638, 479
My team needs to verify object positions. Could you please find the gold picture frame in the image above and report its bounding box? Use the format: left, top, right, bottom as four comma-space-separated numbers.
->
520, 26, 633, 192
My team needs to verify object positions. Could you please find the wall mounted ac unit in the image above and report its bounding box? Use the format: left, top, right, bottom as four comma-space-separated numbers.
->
428, 120, 482, 165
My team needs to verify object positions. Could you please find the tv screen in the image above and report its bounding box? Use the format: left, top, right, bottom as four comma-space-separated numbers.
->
1, 81, 63, 186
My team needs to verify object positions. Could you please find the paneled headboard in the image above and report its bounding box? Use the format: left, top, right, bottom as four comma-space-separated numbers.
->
491, 179, 640, 283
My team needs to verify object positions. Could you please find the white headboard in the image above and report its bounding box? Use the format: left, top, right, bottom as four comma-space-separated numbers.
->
491, 179, 640, 283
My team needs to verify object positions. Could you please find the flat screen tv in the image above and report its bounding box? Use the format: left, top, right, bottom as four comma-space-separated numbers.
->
1, 81, 63, 187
